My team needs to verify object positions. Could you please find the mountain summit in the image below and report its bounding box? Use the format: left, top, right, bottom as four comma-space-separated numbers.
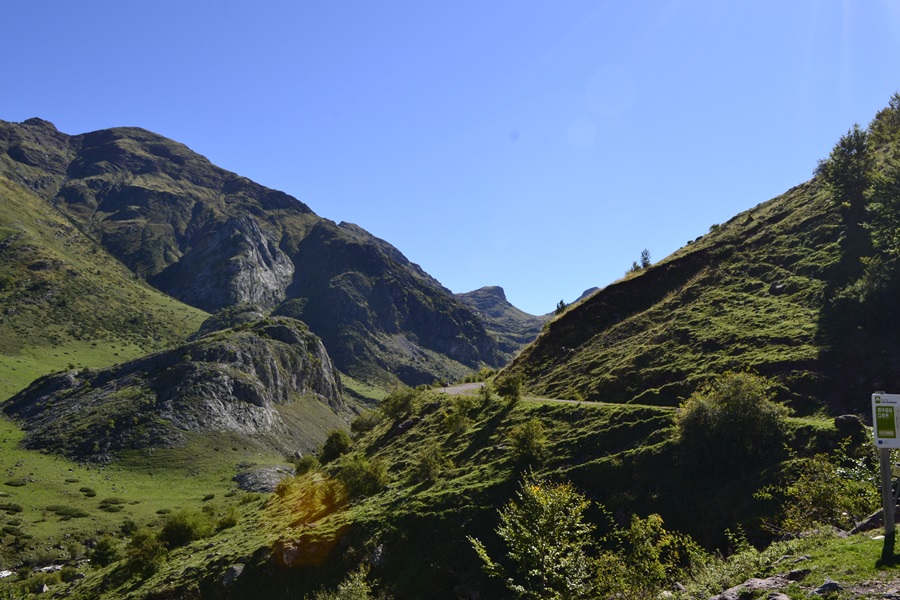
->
0, 119, 525, 386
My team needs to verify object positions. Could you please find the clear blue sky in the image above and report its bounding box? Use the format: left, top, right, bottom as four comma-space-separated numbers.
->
5, 1, 900, 314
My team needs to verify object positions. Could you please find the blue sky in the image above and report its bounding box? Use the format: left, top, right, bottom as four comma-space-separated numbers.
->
6, 1, 900, 314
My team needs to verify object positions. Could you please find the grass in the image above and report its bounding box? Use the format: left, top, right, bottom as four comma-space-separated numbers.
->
0, 416, 287, 574
508, 181, 843, 414
0, 175, 208, 402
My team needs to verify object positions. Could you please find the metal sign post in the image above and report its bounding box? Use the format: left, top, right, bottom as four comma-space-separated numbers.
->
872, 392, 900, 561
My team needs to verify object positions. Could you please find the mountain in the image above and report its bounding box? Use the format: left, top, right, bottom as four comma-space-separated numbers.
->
3, 315, 347, 461
455, 286, 547, 360
0, 118, 512, 387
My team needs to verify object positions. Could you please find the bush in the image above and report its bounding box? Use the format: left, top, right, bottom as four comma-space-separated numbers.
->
410, 445, 453, 485
338, 454, 389, 498
90, 535, 120, 567
762, 443, 880, 535
443, 395, 475, 435
350, 410, 382, 436
596, 513, 705, 599
309, 565, 388, 600
320, 429, 353, 464
296, 454, 321, 475
125, 527, 167, 578
494, 374, 523, 404
158, 509, 214, 548
676, 372, 789, 470
470, 473, 595, 600
379, 386, 421, 420
508, 418, 547, 463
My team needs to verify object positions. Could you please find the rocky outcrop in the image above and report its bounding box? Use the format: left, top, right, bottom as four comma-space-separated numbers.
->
152, 216, 294, 311
3, 316, 348, 460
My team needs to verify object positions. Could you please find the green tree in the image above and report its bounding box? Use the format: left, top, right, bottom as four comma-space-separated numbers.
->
870, 91, 900, 148
815, 124, 874, 229
469, 474, 595, 600
640, 248, 651, 269
867, 156, 900, 257
676, 372, 789, 470
555, 300, 567, 315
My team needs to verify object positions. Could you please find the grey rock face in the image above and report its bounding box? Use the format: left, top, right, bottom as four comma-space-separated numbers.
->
3, 317, 347, 460
153, 217, 294, 311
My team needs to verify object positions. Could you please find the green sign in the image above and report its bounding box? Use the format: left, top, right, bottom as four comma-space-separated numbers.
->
877, 405, 897, 439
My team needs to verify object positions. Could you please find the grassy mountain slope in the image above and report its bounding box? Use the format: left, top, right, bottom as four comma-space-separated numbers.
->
0, 118, 506, 387
0, 174, 207, 400
506, 179, 843, 412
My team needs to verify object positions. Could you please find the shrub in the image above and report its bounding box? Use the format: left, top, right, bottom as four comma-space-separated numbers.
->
45, 504, 89, 519
350, 410, 382, 436
0, 502, 23, 514
410, 445, 453, 485
158, 509, 214, 548
125, 527, 167, 577
759, 442, 880, 535
470, 473, 595, 600
477, 383, 493, 405
338, 454, 389, 498
296, 454, 320, 475
494, 374, 523, 404
309, 565, 386, 600
676, 372, 789, 471
508, 418, 547, 463
120, 518, 139, 537
596, 513, 705, 598
379, 386, 420, 420
443, 395, 475, 435
90, 535, 120, 567
216, 507, 239, 531
320, 429, 353, 464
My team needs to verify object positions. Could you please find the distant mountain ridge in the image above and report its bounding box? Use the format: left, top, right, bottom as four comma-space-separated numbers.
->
0, 118, 541, 387
456, 286, 547, 359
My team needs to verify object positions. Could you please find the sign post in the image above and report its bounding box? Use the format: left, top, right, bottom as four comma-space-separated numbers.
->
872, 392, 900, 561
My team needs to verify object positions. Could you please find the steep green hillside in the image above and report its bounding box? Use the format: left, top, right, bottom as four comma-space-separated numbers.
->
507, 95, 900, 417
506, 179, 839, 412
0, 118, 505, 387
0, 174, 207, 400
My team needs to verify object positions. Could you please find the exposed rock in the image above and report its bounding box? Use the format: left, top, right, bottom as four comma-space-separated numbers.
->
710, 576, 790, 600
152, 217, 294, 311
3, 316, 348, 460
456, 286, 547, 358
810, 577, 842, 596
222, 563, 244, 586
233, 466, 294, 493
